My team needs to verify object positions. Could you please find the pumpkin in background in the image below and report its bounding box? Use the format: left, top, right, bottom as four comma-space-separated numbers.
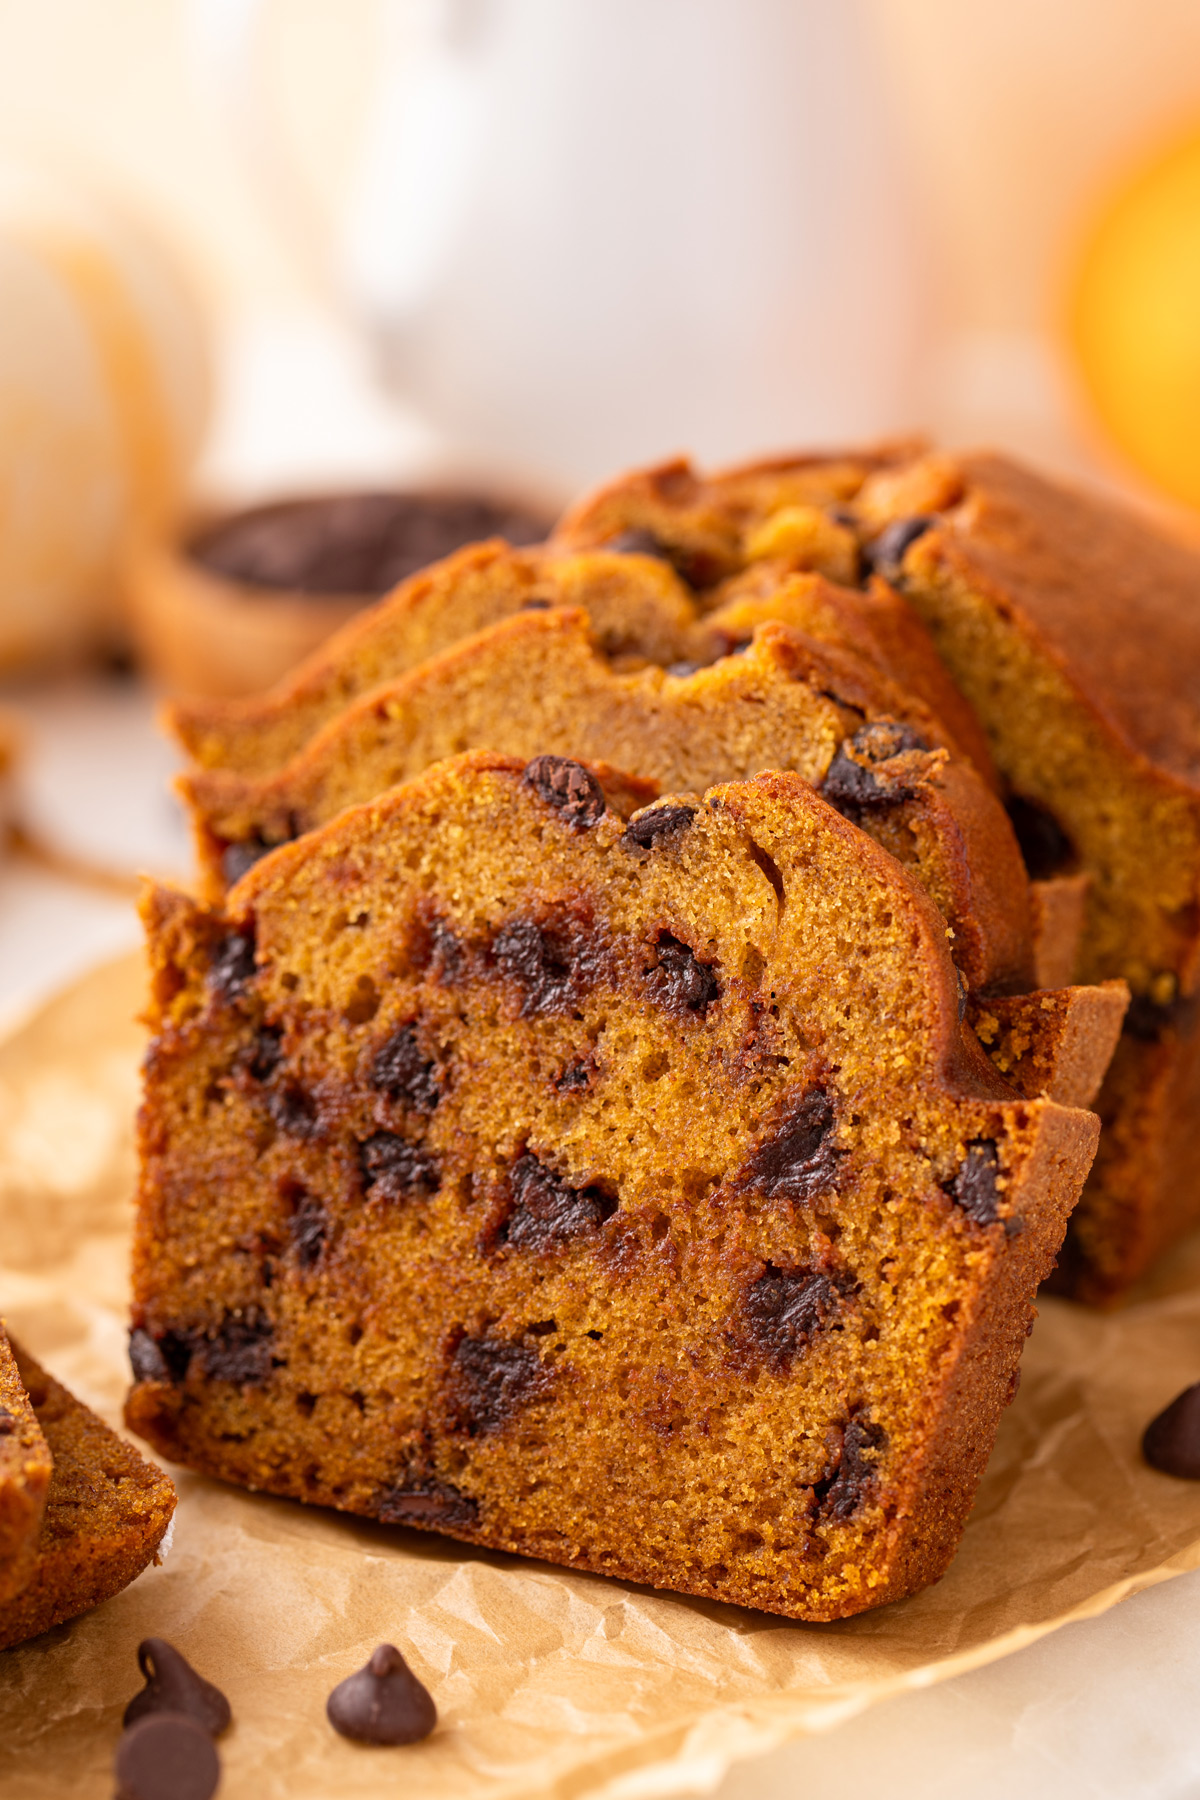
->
0, 165, 209, 670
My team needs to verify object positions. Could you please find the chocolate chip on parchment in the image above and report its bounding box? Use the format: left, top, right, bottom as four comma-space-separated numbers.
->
114, 1713, 220, 1800
522, 755, 606, 829
1143, 1382, 1200, 1479
378, 1478, 479, 1530
124, 1638, 232, 1736
326, 1643, 437, 1745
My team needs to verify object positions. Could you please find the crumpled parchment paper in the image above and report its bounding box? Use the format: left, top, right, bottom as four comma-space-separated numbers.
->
3, 952, 1200, 1800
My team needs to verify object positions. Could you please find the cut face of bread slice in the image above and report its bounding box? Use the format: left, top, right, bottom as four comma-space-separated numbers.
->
0, 1325, 52, 1606
0, 1339, 176, 1650
128, 752, 1098, 1622
179, 607, 1033, 997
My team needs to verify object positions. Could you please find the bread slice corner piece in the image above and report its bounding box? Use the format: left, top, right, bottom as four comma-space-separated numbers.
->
0, 1338, 176, 1650
0, 1324, 52, 1606
128, 751, 1098, 1622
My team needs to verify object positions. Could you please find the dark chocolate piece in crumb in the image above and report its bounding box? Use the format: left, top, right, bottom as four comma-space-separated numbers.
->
128, 1328, 169, 1384
821, 722, 928, 816
621, 804, 698, 851
949, 1140, 1002, 1226
819, 1415, 887, 1521
492, 911, 609, 1016
744, 1089, 839, 1200
221, 836, 272, 887
500, 1153, 616, 1251
200, 1313, 274, 1386
1006, 796, 1076, 882
288, 1192, 328, 1268
864, 515, 934, 578
326, 1643, 437, 1745
645, 932, 719, 1014
361, 1132, 440, 1200
447, 1335, 548, 1435
744, 1264, 839, 1362
124, 1637, 232, 1736
207, 929, 256, 1000
378, 1477, 479, 1530
113, 1712, 220, 1800
248, 1025, 284, 1081
522, 755, 606, 829
0, 1408, 14, 1435
1143, 1382, 1200, 1478
266, 1081, 320, 1139
1124, 990, 1199, 1043
371, 1024, 440, 1109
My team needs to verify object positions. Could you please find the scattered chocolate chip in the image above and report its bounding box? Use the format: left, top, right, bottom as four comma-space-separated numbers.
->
446, 1335, 548, 1435
554, 1055, 594, 1092
128, 1328, 170, 1384
1124, 992, 1199, 1043
521, 597, 554, 610
948, 1140, 1002, 1226
288, 1193, 327, 1268
1006, 796, 1076, 881
743, 1088, 839, 1200
492, 912, 610, 1016
644, 931, 719, 1015
820, 722, 928, 816
371, 1024, 440, 1109
0, 1408, 15, 1435
361, 1132, 440, 1201
220, 837, 272, 886
200, 1313, 274, 1386
248, 1025, 284, 1081
113, 1712, 220, 1800
819, 1415, 887, 1520
1143, 1382, 1200, 1478
378, 1477, 479, 1530
326, 1643, 437, 1746
604, 527, 673, 561
621, 804, 698, 851
744, 1264, 839, 1362
207, 929, 256, 1000
523, 754, 606, 829
124, 1638, 232, 1736
500, 1153, 616, 1252
864, 516, 934, 578
266, 1081, 320, 1138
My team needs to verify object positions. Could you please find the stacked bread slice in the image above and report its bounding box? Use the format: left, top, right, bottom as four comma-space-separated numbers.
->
128, 442, 1162, 1621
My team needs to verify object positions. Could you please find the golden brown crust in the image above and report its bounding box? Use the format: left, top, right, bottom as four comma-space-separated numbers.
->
0, 1325, 51, 1606
0, 1340, 175, 1650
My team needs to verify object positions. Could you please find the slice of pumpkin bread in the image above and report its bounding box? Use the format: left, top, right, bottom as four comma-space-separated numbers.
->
0, 1339, 175, 1650
179, 606, 1033, 995
127, 752, 1098, 1621
0, 1325, 52, 1606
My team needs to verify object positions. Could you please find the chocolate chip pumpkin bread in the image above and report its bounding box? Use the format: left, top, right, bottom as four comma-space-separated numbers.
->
127, 752, 1099, 1621
180, 605, 1033, 996
558, 447, 1200, 1301
0, 1338, 175, 1650
0, 1325, 52, 1606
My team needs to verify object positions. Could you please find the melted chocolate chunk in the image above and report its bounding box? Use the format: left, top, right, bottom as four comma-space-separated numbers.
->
948, 1139, 1002, 1226
602, 527, 716, 587
326, 1643, 438, 1745
0, 1409, 15, 1436
266, 1081, 320, 1138
378, 1477, 479, 1529
361, 1132, 440, 1201
621, 804, 698, 851
644, 931, 719, 1015
1143, 1383, 1200, 1478
744, 1264, 839, 1361
200, 1313, 274, 1386
819, 1415, 887, 1520
821, 722, 928, 816
1124, 992, 1199, 1043
288, 1192, 327, 1268
447, 1335, 547, 1435
114, 1713, 220, 1800
864, 515, 934, 578
207, 929, 256, 1000
371, 1024, 440, 1109
220, 837, 271, 887
1006, 796, 1076, 881
124, 1638, 232, 1736
523, 755, 606, 829
129, 1327, 193, 1385
500, 1153, 616, 1252
743, 1089, 839, 1200
492, 912, 609, 1016
248, 1025, 284, 1081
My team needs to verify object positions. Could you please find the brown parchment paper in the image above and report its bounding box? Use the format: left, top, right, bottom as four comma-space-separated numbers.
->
3, 952, 1200, 1800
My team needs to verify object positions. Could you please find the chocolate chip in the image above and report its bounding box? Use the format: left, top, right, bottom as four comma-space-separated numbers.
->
948, 1140, 1002, 1226
521, 597, 554, 610
326, 1644, 437, 1746
371, 1025, 440, 1109
743, 1088, 839, 1200
113, 1713, 220, 1800
621, 804, 698, 851
819, 1415, 887, 1520
500, 1153, 616, 1252
1006, 796, 1076, 881
0, 1408, 15, 1435
492, 913, 609, 1016
200, 1313, 274, 1386
265, 1081, 320, 1138
248, 1025, 284, 1081
207, 929, 256, 1000
1124, 992, 1199, 1043
821, 722, 929, 816
124, 1638, 232, 1736
644, 931, 719, 1015
446, 1335, 548, 1435
288, 1192, 327, 1268
604, 527, 673, 561
864, 516, 934, 578
129, 1328, 170, 1383
522, 755, 606, 829
1143, 1382, 1200, 1478
554, 1056, 594, 1092
744, 1264, 839, 1362
220, 837, 271, 886
602, 528, 716, 587
361, 1132, 440, 1201
378, 1478, 479, 1530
